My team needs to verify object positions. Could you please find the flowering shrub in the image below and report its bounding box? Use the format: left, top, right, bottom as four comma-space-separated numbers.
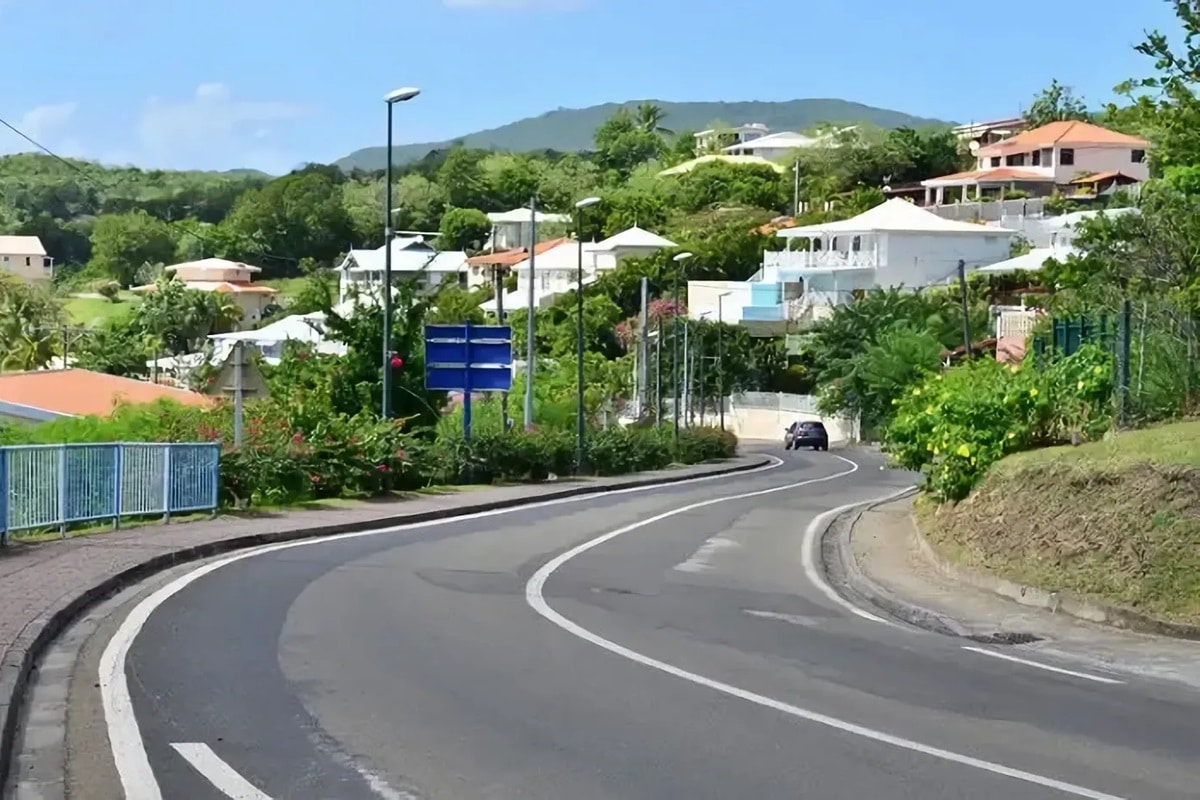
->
884, 346, 1114, 501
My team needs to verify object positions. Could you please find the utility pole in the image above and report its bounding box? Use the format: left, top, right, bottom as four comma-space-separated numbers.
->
956, 259, 972, 358
638, 277, 649, 418
523, 196, 538, 429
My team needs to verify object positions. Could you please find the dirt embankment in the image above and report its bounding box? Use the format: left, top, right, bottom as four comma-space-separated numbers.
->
919, 458, 1200, 626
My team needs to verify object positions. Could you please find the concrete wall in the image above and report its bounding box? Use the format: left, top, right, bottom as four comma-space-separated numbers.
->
723, 393, 859, 444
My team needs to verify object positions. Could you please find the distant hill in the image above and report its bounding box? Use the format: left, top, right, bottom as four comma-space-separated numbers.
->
335, 98, 955, 171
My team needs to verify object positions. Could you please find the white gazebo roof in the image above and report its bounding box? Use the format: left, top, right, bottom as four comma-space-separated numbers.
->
486, 208, 570, 224
977, 246, 1076, 274
778, 198, 1016, 238
659, 154, 787, 176
593, 226, 677, 251
723, 130, 818, 152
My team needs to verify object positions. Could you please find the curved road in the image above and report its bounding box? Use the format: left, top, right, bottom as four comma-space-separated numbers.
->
108, 449, 1200, 799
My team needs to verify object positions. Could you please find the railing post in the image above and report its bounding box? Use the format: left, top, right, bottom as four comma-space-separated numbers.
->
112, 444, 123, 530
58, 446, 68, 538
0, 447, 7, 547
162, 444, 172, 523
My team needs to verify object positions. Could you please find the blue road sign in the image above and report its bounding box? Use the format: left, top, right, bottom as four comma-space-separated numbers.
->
424, 322, 513, 440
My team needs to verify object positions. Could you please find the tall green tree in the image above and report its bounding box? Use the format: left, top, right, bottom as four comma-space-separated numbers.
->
1024, 79, 1091, 127
88, 211, 178, 287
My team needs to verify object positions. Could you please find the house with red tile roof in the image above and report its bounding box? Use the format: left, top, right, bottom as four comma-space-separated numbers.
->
0, 369, 216, 423
131, 258, 279, 326
921, 120, 1150, 205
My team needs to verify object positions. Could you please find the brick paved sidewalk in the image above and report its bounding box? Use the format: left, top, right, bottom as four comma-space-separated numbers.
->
0, 454, 769, 784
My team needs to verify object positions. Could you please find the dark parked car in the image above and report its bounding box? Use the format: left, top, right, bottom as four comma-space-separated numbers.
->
785, 421, 829, 451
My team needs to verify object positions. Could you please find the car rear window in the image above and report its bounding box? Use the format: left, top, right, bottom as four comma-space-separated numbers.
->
799, 422, 825, 430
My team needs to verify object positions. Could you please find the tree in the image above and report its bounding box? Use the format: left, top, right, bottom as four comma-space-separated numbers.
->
220, 171, 355, 273
427, 285, 486, 325
0, 278, 62, 371
1024, 79, 1091, 128
593, 109, 663, 178
633, 103, 673, 136
132, 278, 243, 356
71, 322, 150, 377
436, 146, 490, 210
438, 207, 492, 252
88, 211, 178, 287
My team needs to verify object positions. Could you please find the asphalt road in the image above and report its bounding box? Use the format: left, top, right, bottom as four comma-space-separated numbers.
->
114, 448, 1200, 799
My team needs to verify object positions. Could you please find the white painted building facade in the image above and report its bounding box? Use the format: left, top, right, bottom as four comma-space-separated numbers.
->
687, 199, 1015, 333
335, 236, 468, 304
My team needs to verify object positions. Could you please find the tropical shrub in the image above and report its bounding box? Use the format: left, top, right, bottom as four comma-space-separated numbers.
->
884, 346, 1114, 501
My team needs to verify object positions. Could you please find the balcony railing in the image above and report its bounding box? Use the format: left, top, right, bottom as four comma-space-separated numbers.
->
762, 250, 878, 270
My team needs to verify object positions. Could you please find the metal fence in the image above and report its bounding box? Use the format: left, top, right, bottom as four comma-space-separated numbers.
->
0, 443, 220, 542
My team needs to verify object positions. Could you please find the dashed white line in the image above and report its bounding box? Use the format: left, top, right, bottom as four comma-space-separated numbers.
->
171, 743, 272, 799
524, 465, 1127, 800
962, 646, 1126, 685
100, 454, 787, 799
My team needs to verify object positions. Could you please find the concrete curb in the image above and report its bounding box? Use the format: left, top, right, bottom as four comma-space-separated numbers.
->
0, 453, 772, 789
910, 511, 1200, 642
818, 489, 973, 637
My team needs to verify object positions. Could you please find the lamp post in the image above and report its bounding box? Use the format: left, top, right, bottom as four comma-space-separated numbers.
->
671, 251, 693, 446
381, 86, 420, 419
573, 196, 601, 472
717, 295, 726, 431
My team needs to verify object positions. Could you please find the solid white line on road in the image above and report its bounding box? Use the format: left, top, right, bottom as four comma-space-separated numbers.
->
799, 482, 917, 624
962, 646, 1126, 685
525, 471, 1128, 800
171, 743, 273, 799
100, 454, 789, 799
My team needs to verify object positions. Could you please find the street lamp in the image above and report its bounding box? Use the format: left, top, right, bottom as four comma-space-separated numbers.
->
717, 292, 731, 431
381, 86, 420, 419
671, 251, 694, 446
573, 196, 601, 472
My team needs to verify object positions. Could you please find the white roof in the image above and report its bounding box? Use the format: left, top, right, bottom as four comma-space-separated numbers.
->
487, 208, 570, 224
340, 237, 467, 274
723, 131, 819, 152
164, 257, 262, 273
593, 226, 677, 251
210, 312, 327, 343
0, 235, 47, 256
510, 239, 603, 273
659, 154, 787, 176
977, 246, 1076, 274
778, 198, 1016, 237
696, 123, 769, 137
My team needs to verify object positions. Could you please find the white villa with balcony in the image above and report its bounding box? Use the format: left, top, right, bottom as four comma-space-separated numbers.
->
686, 199, 1015, 334
483, 207, 570, 254
479, 225, 677, 314
921, 120, 1150, 205
336, 236, 468, 306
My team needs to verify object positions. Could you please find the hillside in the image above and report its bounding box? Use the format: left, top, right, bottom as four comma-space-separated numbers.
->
336, 98, 954, 171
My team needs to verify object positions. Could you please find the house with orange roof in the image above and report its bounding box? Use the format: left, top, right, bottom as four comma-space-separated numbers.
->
0, 369, 216, 424
921, 120, 1150, 205
130, 258, 278, 326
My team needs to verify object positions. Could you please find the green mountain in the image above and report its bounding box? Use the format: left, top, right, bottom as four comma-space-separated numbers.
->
335, 98, 954, 171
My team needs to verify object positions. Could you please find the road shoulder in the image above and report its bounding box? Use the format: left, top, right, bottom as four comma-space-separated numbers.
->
841, 496, 1200, 689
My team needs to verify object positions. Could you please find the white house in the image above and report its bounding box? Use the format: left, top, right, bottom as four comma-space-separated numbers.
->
922, 120, 1150, 205
687, 198, 1015, 334
694, 123, 769, 152
484, 207, 570, 252
336, 236, 468, 304
721, 126, 855, 161
479, 226, 678, 314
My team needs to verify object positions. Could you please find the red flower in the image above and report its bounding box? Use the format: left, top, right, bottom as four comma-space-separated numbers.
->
376, 464, 390, 473
291, 432, 304, 443
310, 474, 321, 483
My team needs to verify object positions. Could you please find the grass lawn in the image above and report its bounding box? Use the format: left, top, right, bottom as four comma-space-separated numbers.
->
262, 277, 310, 299
63, 292, 141, 326
994, 419, 1200, 473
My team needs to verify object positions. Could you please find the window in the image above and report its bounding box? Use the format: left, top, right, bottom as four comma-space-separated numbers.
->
1005, 153, 1025, 167
1031, 150, 1041, 166
458, 272, 468, 289
990, 157, 1001, 168
1, 256, 8, 262
1132, 149, 1146, 163
24, 257, 31, 266
540, 272, 551, 290
851, 236, 861, 252
1060, 148, 1075, 166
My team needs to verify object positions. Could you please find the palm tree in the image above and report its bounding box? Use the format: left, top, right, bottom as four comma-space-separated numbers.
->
0, 278, 62, 372
634, 103, 673, 136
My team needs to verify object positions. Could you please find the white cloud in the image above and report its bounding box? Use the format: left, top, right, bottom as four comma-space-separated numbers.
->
441, 0, 584, 9
135, 83, 311, 171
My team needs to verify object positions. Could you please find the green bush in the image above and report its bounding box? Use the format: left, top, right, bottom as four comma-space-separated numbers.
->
884, 346, 1113, 501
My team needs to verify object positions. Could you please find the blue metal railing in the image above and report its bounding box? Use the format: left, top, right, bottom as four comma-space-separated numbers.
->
0, 443, 220, 542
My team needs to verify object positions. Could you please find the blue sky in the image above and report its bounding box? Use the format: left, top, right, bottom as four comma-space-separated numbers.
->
0, 0, 1178, 173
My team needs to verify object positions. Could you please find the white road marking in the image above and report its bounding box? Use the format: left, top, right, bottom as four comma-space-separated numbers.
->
171, 743, 272, 799
962, 646, 1126, 685
524, 470, 1128, 800
673, 534, 741, 572
100, 454, 787, 799
743, 609, 822, 627
799, 482, 917, 624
